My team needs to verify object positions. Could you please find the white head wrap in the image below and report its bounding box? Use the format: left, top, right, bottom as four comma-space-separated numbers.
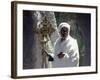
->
58, 22, 70, 33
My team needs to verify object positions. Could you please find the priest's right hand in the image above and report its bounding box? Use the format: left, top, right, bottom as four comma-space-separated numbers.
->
42, 49, 48, 56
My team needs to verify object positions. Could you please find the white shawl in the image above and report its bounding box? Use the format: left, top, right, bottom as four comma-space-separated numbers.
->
52, 36, 79, 68
51, 22, 79, 68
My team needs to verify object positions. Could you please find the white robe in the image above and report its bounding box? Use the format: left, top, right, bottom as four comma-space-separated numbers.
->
51, 35, 79, 68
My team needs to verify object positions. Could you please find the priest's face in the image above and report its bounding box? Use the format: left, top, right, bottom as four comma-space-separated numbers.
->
60, 27, 68, 39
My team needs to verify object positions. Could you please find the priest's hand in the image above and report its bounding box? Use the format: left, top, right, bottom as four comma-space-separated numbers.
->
42, 49, 48, 56
57, 52, 65, 59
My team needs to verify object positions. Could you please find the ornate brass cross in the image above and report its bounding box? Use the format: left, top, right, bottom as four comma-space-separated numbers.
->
39, 16, 55, 68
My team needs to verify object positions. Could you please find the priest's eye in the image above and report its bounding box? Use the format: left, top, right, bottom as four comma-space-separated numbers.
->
61, 27, 68, 32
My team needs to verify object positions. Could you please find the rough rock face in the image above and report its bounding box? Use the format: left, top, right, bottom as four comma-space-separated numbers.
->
23, 10, 58, 69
